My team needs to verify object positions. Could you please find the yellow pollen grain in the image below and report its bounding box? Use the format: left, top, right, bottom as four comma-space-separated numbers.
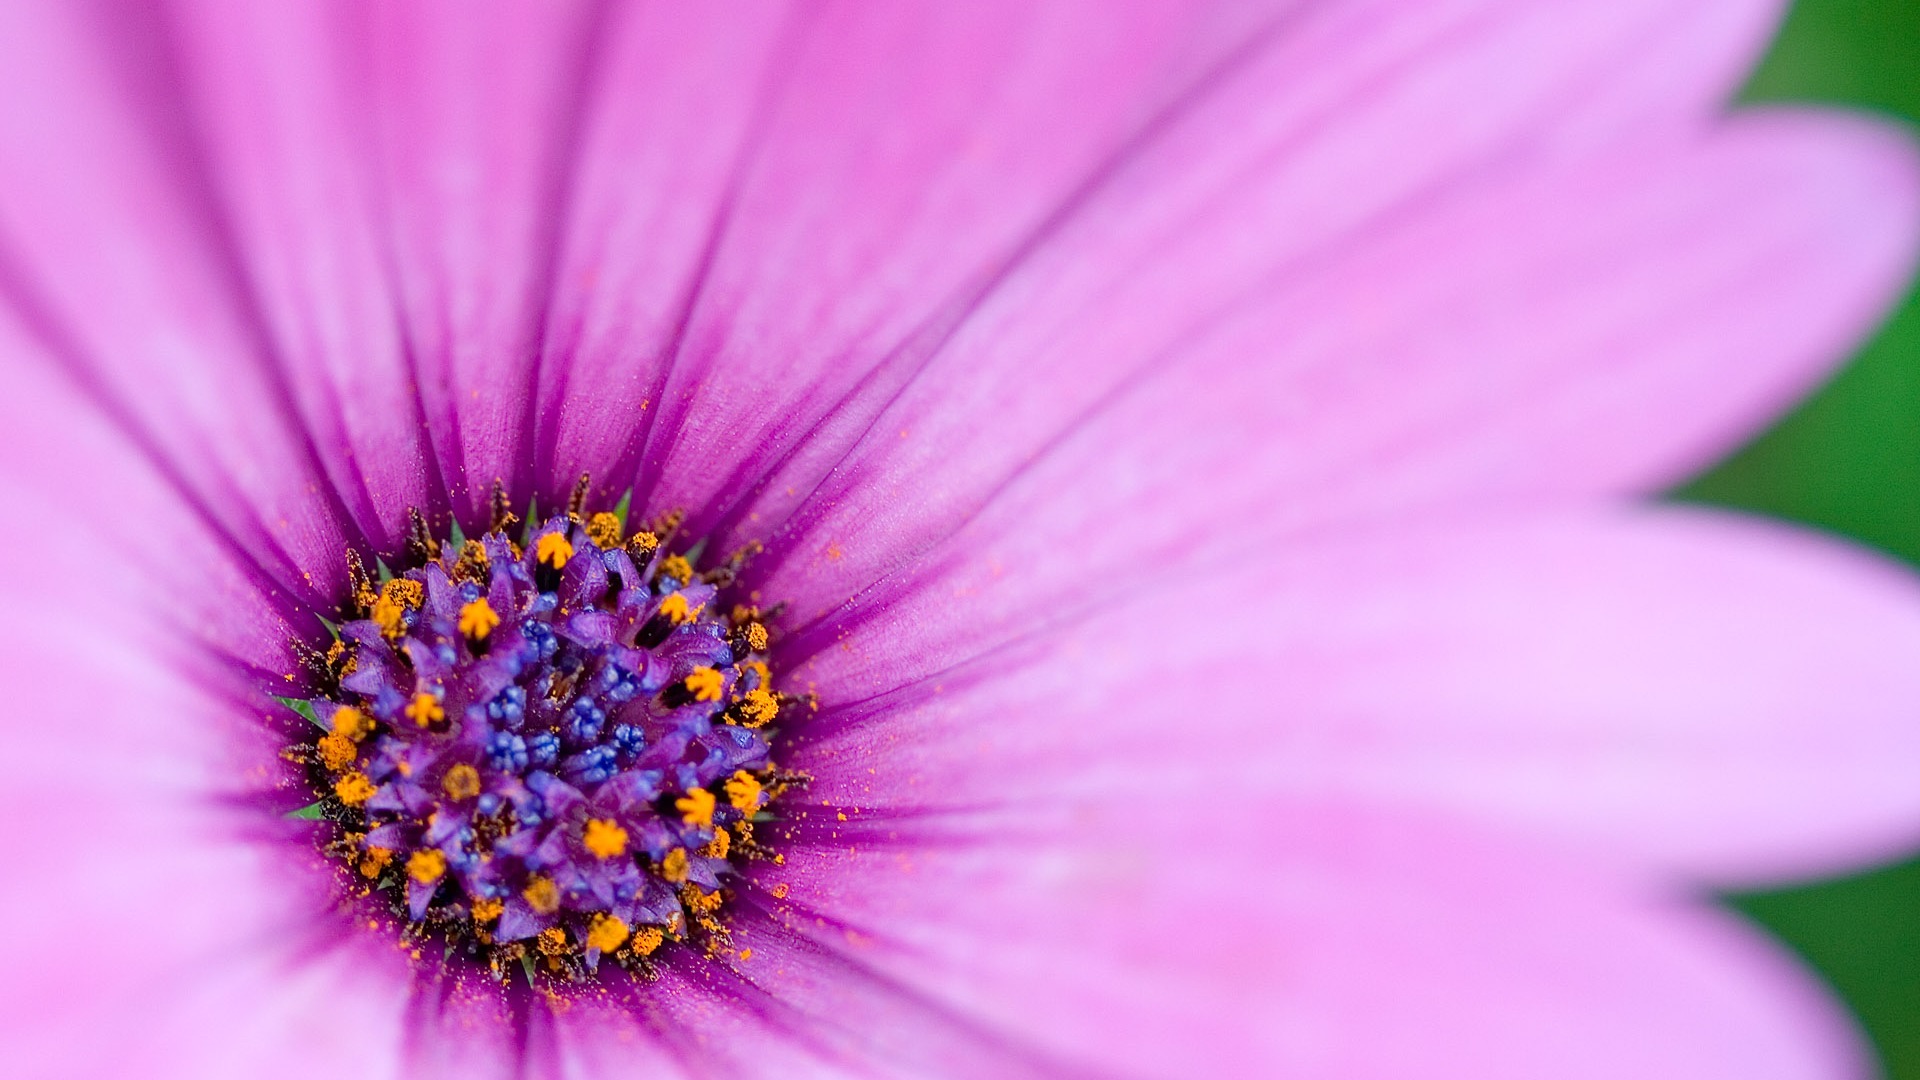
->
660, 848, 690, 884
471, 898, 504, 923
524, 875, 561, 915
534, 531, 573, 570
656, 592, 691, 625
316, 732, 357, 771
684, 667, 724, 702
582, 817, 629, 860
698, 829, 730, 859
372, 580, 423, 636
724, 770, 763, 815
675, 787, 716, 827
737, 689, 778, 726
585, 511, 622, 548
407, 849, 447, 885
383, 578, 424, 609
371, 595, 404, 637
537, 926, 569, 956
453, 539, 490, 582
681, 885, 722, 915
628, 926, 664, 957
359, 846, 394, 878
441, 763, 481, 801
660, 554, 693, 584
742, 622, 769, 652
333, 771, 377, 806
330, 705, 373, 742
457, 598, 500, 641
405, 691, 444, 727
586, 913, 629, 953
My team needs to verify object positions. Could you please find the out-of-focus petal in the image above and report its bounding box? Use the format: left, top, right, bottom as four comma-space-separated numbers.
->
0, 350, 413, 1079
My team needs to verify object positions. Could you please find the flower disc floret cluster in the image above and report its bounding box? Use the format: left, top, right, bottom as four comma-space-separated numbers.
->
292, 483, 796, 983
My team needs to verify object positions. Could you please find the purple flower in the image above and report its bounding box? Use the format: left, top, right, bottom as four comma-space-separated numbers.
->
5, 2, 1920, 1077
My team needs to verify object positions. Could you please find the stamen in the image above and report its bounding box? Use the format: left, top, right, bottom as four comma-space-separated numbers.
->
724, 770, 764, 814
660, 849, 690, 884
629, 926, 664, 957
334, 772, 376, 806
524, 876, 561, 915
676, 787, 717, 827
441, 764, 480, 801
404, 691, 444, 728
408, 849, 447, 884
359, 847, 393, 879
735, 689, 778, 727
586, 913, 629, 953
457, 597, 500, 641
657, 593, 692, 624
534, 532, 572, 570
316, 732, 356, 770
684, 667, 724, 702
582, 818, 628, 859
585, 512, 622, 549
330, 705, 373, 741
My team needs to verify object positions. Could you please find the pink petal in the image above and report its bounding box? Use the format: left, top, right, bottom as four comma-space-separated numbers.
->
600, 0, 1788, 541
788, 507, 1920, 886
754, 110, 1917, 633
0, 434, 412, 1078
695, 801, 1865, 1078
0, 1, 385, 607
0, 308, 296, 669
0, 1, 1797, 575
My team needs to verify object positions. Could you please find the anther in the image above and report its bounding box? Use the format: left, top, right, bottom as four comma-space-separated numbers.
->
676, 787, 716, 827
334, 771, 376, 806
582, 818, 628, 859
535, 531, 573, 570
330, 705, 373, 741
458, 598, 500, 641
406, 507, 439, 565
523, 876, 561, 915
586, 913, 629, 953
441, 763, 480, 801
488, 478, 517, 536
408, 849, 447, 885
657, 593, 692, 625
660, 849, 690, 884
405, 691, 444, 728
732, 688, 778, 727
316, 732, 357, 770
345, 548, 376, 616
724, 770, 764, 815
586, 511, 622, 549
566, 472, 592, 522
684, 667, 724, 703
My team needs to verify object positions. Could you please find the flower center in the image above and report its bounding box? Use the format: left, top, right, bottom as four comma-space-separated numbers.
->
287, 477, 796, 984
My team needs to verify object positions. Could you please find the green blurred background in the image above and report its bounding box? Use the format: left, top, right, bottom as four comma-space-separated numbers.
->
1687, 0, 1920, 1071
